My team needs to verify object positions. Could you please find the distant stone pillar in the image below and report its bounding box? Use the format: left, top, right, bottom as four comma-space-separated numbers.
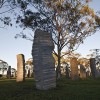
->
27, 68, 31, 78
70, 58, 79, 80
16, 54, 25, 82
32, 29, 56, 90
90, 58, 97, 78
66, 66, 70, 79
7, 66, 11, 79
13, 71, 16, 78
86, 71, 90, 77
79, 64, 86, 79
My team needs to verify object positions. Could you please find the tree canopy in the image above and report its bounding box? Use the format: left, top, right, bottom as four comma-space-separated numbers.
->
2, 0, 100, 78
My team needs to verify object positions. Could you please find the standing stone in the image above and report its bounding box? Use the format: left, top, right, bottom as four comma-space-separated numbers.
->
7, 66, 11, 79
90, 58, 98, 78
25, 69, 27, 77
70, 58, 79, 80
66, 65, 70, 79
13, 70, 16, 78
86, 71, 90, 77
79, 64, 86, 79
32, 29, 56, 90
16, 54, 25, 82
27, 68, 31, 78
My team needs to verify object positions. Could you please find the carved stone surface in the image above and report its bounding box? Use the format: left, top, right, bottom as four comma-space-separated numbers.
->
32, 29, 56, 90
16, 54, 25, 82
79, 64, 86, 79
70, 58, 79, 80
90, 58, 98, 78
7, 66, 11, 79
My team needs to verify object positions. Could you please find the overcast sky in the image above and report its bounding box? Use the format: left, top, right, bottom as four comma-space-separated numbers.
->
0, 0, 100, 69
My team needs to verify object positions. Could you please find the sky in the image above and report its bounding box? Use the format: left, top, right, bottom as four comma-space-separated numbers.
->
76, 0, 100, 56
0, 0, 100, 69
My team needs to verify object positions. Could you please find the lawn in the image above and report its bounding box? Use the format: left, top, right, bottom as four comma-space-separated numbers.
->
0, 78, 100, 100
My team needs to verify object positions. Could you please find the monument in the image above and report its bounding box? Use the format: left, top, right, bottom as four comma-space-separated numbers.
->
7, 66, 11, 79
79, 64, 86, 79
90, 58, 98, 78
16, 54, 25, 82
32, 29, 56, 90
66, 64, 70, 78
70, 58, 79, 80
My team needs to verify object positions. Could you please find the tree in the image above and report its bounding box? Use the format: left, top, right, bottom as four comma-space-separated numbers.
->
95, 15, 100, 28
78, 57, 90, 67
0, 59, 9, 75
25, 58, 33, 77
0, 0, 14, 28
88, 49, 100, 70
9, 0, 100, 79
11, 68, 16, 77
25, 58, 33, 70
53, 53, 66, 66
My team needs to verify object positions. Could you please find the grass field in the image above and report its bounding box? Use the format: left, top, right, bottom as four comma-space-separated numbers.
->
0, 78, 100, 100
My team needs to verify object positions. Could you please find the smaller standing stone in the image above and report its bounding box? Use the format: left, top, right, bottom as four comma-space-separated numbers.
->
70, 58, 79, 80
7, 66, 11, 79
27, 68, 31, 78
66, 64, 70, 79
16, 54, 25, 82
90, 58, 98, 78
86, 71, 90, 77
79, 64, 86, 79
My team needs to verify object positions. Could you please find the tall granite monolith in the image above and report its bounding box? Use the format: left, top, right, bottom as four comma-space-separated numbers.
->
16, 54, 25, 82
70, 58, 79, 80
79, 64, 86, 79
32, 29, 56, 90
90, 58, 98, 78
7, 66, 11, 79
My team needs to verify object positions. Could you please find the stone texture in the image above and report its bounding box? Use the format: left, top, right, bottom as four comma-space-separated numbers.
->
7, 66, 11, 79
79, 64, 86, 79
16, 54, 25, 82
70, 58, 79, 80
32, 29, 56, 90
90, 58, 98, 78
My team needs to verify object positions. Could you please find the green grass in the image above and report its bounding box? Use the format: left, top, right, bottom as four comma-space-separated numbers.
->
0, 78, 100, 100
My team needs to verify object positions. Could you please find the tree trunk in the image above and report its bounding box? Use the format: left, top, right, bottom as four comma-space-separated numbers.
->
56, 47, 61, 79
